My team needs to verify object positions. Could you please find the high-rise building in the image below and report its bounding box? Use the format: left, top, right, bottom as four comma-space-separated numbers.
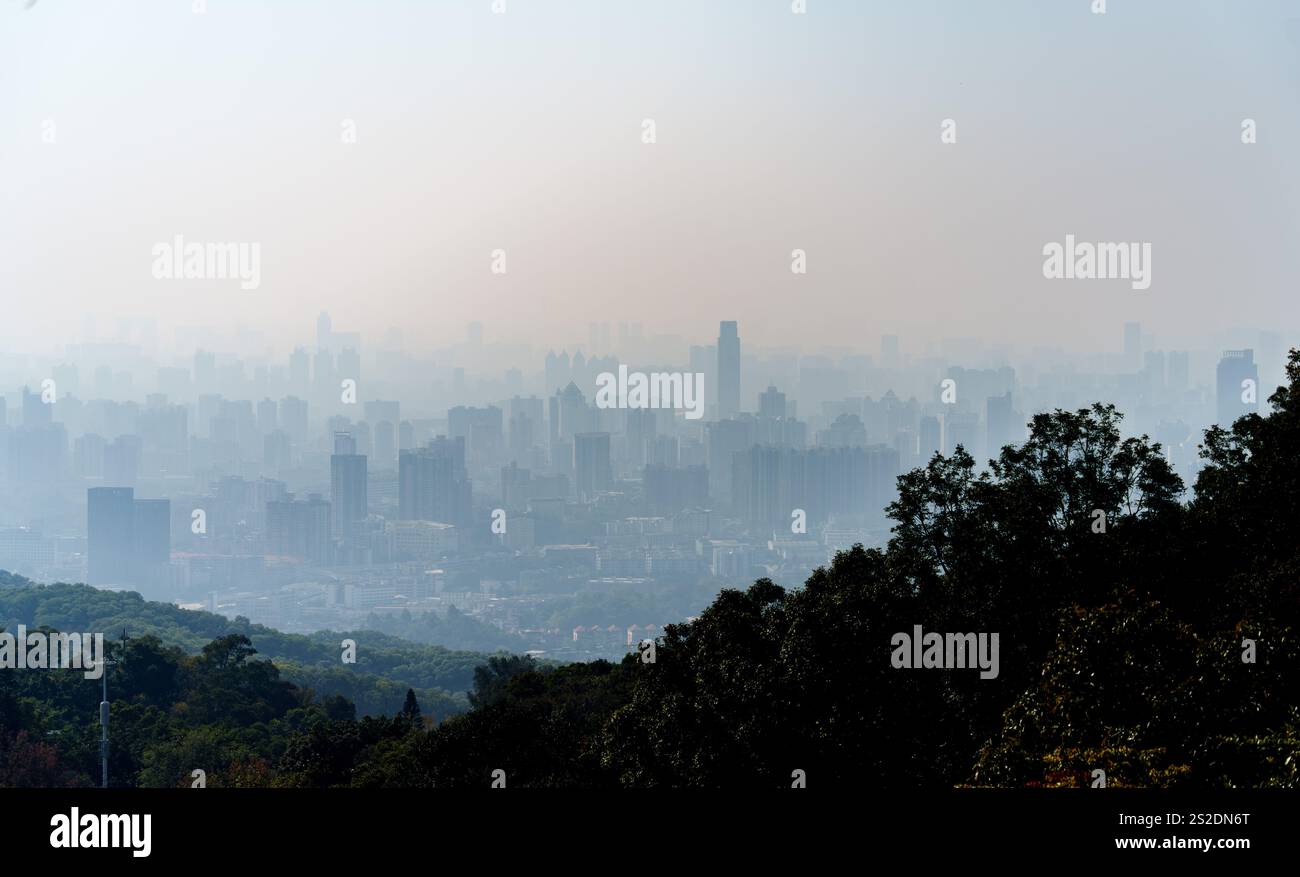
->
1216, 349, 1259, 426
919, 415, 941, 461
132, 499, 171, 571
732, 444, 899, 530
706, 418, 754, 502
500, 462, 532, 512
266, 494, 332, 564
449, 405, 503, 467
574, 432, 613, 500
398, 439, 471, 525
104, 435, 142, 486
289, 347, 310, 395
8, 423, 66, 488
817, 414, 867, 448
551, 383, 592, 443
88, 487, 135, 584
88, 488, 170, 587
881, 335, 901, 369
689, 344, 717, 413
1123, 322, 1142, 371
74, 433, 107, 478
625, 408, 657, 467
256, 398, 278, 434
22, 386, 52, 427
279, 396, 309, 445
945, 411, 981, 458
986, 393, 1014, 455
317, 312, 333, 349
647, 434, 679, 467
331, 432, 368, 540
544, 350, 571, 394
718, 321, 741, 418
372, 421, 396, 471
429, 435, 467, 480
758, 385, 787, 420
337, 348, 361, 387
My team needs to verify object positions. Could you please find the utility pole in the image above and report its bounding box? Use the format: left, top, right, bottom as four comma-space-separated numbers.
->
99, 664, 108, 789
99, 628, 126, 789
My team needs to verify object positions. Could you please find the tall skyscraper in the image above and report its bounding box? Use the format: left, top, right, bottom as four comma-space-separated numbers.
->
266, 494, 332, 564
574, 432, 613, 500
718, 321, 741, 418
88, 487, 170, 587
1216, 349, 1259, 426
625, 408, 657, 468
372, 421, 396, 471
986, 393, 1014, 455
706, 417, 754, 502
331, 432, 368, 540
88, 487, 135, 585
553, 383, 591, 442
399, 439, 471, 525
919, 416, 941, 461
132, 499, 172, 573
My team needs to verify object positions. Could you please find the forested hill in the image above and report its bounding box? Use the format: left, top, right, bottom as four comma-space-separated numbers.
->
0, 579, 494, 717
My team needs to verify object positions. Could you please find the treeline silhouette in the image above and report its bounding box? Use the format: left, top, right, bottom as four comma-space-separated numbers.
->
3, 352, 1299, 787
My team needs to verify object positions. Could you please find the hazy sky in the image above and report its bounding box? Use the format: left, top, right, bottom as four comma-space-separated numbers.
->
2, 0, 1298, 357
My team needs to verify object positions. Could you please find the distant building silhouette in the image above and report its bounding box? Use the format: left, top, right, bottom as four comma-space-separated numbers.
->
718, 321, 741, 419
87, 487, 170, 587
266, 494, 331, 564
399, 438, 470, 525
330, 432, 368, 541
574, 432, 612, 500
1216, 349, 1259, 426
